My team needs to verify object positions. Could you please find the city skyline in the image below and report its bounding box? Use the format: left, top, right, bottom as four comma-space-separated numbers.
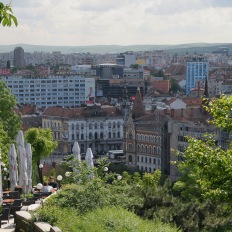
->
1, 0, 232, 46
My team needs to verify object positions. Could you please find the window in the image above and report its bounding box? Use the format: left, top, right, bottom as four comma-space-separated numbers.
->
100, 122, 104, 129
95, 132, 98, 139
89, 133, 92, 139
108, 122, 111, 128
100, 132, 104, 139
109, 132, 111, 138
117, 131, 120, 138
94, 123, 98, 129
89, 123, 92, 129
129, 155, 132, 163
81, 133, 84, 140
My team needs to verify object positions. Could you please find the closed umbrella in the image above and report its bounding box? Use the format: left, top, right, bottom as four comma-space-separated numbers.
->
8, 144, 18, 190
72, 141, 81, 162
26, 143, 32, 194
85, 148, 94, 168
16, 131, 28, 189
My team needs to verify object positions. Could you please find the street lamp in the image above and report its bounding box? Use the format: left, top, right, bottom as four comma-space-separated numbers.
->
117, 175, 122, 181
104, 167, 108, 172
39, 164, 43, 183
65, 172, 71, 177
57, 175, 63, 190
36, 183, 43, 199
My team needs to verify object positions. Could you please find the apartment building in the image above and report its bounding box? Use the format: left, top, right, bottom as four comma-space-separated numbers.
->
42, 104, 124, 154
1, 76, 95, 107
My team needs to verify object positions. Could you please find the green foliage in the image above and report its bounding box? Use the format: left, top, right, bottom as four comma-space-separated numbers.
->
25, 128, 57, 182
25, 128, 57, 164
169, 78, 181, 93
77, 207, 178, 232
0, 81, 21, 163
0, 2, 18, 27
205, 95, 232, 132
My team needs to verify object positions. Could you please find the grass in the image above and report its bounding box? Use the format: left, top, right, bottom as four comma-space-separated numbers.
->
38, 205, 180, 232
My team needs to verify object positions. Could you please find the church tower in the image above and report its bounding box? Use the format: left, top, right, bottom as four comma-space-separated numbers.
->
132, 86, 145, 119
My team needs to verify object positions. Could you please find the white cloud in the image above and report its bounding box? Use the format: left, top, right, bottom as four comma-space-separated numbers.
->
0, 0, 232, 46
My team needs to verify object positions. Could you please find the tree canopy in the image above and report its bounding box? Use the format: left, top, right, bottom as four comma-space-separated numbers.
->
0, 81, 21, 164
25, 128, 58, 165
0, 2, 18, 27
174, 95, 232, 202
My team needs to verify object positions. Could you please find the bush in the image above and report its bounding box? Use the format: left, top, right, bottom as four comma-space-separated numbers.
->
76, 207, 179, 232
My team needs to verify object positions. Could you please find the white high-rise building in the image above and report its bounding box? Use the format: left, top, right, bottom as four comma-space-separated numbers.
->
1, 76, 95, 107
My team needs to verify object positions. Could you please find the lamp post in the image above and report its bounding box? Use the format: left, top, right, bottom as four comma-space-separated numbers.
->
36, 183, 43, 199
57, 175, 63, 190
39, 164, 43, 184
65, 172, 71, 177
117, 175, 122, 181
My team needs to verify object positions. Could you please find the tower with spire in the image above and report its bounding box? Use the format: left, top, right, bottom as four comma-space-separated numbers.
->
132, 86, 145, 119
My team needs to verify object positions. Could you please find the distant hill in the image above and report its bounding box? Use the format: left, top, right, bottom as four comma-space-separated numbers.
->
0, 43, 231, 54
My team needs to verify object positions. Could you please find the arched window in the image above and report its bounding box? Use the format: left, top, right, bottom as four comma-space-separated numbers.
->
81, 123, 84, 130
76, 124, 79, 130
81, 133, 84, 140
72, 123, 75, 130
89, 132, 92, 139
113, 122, 116, 128
100, 132, 104, 139
153, 146, 156, 154
76, 133, 79, 140
89, 123, 92, 129
128, 131, 133, 139
95, 132, 98, 139
137, 144, 140, 152
141, 145, 144, 153
113, 132, 116, 138
108, 122, 111, 128
129, 155, 132, 163
143, 145, 146, 152
117, 131, 120, 138
108, 132, 111, 138
117, 121, 120, 128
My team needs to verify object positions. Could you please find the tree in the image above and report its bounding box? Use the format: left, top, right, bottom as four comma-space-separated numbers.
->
0, 81, 21, 163
169, 78, 181, 93
25, 128, 58, 182
0, 81, 21, 140
174, 95, 232, 202
0, 2, 18, 27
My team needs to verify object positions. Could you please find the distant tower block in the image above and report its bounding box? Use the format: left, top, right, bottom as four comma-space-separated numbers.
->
14, 47, 25, 68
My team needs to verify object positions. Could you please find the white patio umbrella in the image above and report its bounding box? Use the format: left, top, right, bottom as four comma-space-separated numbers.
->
85, 148, 94, 168
16, 130, 28, 189
8, 144, 19, 190
26, 143, 32, 194
72, 141, 81, 162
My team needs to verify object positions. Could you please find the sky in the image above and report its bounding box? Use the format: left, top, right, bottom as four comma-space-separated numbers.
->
1, 0, 232, 46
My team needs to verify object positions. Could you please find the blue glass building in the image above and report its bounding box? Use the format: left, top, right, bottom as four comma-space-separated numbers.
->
186, 56, 208, 95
